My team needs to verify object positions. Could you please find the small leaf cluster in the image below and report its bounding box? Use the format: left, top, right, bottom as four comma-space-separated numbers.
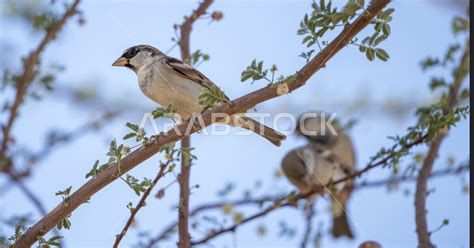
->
415, 105, 469, 138
241, 59, 279, 84
85, 160, 109, 179
32, 12, 59, 32
151, 104, 177, 119
54, 186, 73, 230
420, 43, 461, 71
299, 50, 315, 63
107, 139, 126, 175
0, 215, 32, 245
55, 186, 72, 206
178, 147, 197, 163
126, 202, 135, 213
420, 18, 469, 104
37, 235, 62, 248
198, 84, 231, 112
85, 140, 127, 178
7, 222, 25, 243
298, 0, 365, 49
188, 50, 210, 67
56, 216, 71, 230
451, 16, 469, 35
369, 105, 469, 169
356, 8, 394, 61
121, 175, 152, 196
123, 122, 147, 142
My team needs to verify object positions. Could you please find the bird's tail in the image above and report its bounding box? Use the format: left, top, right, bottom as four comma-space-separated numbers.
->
332, 209, 354, 239
232, 115, 286, 146
331, 187, 354, 239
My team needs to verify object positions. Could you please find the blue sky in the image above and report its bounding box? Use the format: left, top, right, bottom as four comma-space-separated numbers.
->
0, 0, 470, 247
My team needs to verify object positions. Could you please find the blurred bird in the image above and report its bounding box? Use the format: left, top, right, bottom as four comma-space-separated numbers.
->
281, 112, 356, 239
112, 45, 285, 146
359, 241, 382, 248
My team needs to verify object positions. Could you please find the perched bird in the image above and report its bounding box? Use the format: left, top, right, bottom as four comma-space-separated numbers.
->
281, 113, 356, 239
112, 45, 285, 146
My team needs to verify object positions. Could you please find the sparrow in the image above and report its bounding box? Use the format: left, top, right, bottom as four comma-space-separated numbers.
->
112, 45, 286, 146
281, 113, 356, 239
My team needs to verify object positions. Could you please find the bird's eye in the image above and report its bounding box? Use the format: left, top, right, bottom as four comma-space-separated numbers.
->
127, 48, 138, 57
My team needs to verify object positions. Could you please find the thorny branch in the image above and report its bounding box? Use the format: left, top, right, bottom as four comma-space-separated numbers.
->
178, 137, 191, 248
176, 0, 214, 247
113, 152, 176, 248
414, 40, 469, 248
179, 0, 214, 59
14, 1, 391, 246
1, 0, 82, 167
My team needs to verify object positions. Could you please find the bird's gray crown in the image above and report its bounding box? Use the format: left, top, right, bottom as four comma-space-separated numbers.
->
122, 45, 162, 59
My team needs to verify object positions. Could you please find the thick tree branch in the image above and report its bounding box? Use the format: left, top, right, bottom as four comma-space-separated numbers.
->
414, 41, 469, 248
14, 1, 390, 246
113, 154, 174, 248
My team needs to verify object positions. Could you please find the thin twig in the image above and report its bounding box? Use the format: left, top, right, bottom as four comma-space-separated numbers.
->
113, 154, 175, 248
300, 202, 315, 248
145, 195, 277, 247
190, 130, 424, 245
355, 163, 469, 189
414, 40, 469, 248
148, 162, 468, 246
179, 0, 214, 60
1, 0, 81, 160
191, 201, 292, 245
13, 1, 390, 246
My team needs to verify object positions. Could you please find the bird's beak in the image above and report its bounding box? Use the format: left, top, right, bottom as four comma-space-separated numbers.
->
112, 57, 128, 67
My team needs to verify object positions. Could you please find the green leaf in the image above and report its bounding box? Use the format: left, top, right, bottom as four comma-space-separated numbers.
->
366, 48, 375, 61
374, 35, 386, 46
382, 23, 391, 36
451, 17, 469, 35
125, 122, 139, 132
302, 35, 312, 44
198, 84, 231, 111
375, 48, 389, 61
152, 104, 177, 119
123, 133, 136, 140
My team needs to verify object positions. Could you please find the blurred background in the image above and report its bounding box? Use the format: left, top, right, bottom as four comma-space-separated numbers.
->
0, 0, 470, 247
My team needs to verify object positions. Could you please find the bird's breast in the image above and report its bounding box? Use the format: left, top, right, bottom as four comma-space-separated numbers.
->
137, 63, 203, 119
